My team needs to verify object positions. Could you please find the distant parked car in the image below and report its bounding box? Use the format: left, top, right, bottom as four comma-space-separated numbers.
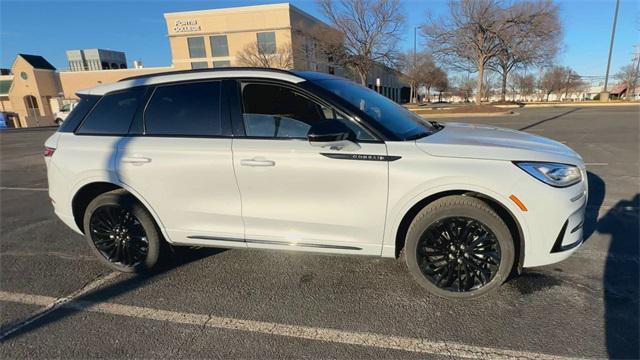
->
54, 102, 78, 125
0, 111, 19, 128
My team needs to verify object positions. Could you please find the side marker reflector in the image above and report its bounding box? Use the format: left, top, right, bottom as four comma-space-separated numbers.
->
509, 195, 528, 212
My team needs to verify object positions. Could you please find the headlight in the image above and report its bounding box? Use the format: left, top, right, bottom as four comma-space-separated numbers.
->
514, 162, 582, 187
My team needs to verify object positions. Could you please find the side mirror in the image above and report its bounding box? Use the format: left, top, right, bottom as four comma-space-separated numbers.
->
308, 121, 359, 151
308, 120, 355, 144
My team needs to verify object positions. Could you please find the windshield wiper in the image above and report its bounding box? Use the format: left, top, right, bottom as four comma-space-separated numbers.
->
405, 132, 431, 141
428, 120, 445, 130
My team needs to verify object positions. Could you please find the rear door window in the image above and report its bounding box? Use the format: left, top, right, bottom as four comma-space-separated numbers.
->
76, 88, 145, 135
144, 81, 222, 136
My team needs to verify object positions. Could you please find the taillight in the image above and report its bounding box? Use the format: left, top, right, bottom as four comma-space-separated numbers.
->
43, 146, 56, 157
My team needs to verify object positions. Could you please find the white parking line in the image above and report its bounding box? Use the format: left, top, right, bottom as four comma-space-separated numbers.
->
0, 290, 581, 359
0, 186, 48, 191
0, 272, 120, 340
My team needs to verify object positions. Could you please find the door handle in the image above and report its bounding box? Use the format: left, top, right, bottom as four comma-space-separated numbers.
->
121, 156, 152, 165
240, 158, 275, 167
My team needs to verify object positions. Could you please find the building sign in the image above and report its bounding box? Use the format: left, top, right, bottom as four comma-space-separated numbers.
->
173, 19, 201, 33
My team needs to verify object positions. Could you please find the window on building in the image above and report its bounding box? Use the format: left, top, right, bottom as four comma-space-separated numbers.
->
213, 60, 231, 68
240, 83, 373, 140
191, 62, 209, 70
77, 88, 144, 135
210, 35, 229, 57
187, 37, 206, 58
144, 81, 222, 136
256, 32, 276, 54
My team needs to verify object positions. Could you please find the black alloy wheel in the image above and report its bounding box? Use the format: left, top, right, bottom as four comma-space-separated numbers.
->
83, 190, 161, 272
89, 205, 149, 267
417, 216, 501, 292
405, 195, 514, 299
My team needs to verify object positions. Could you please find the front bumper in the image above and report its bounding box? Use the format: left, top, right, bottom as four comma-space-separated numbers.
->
512, 169, 588, 268
550, 204, 585, 253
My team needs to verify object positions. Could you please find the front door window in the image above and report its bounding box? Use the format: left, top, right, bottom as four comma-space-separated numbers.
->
240, 82, 374, 140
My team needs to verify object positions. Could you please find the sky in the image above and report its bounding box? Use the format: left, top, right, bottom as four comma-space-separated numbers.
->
1, 0, 638, 78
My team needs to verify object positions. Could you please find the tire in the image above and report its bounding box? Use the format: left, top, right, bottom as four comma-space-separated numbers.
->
55, 119, 63, 126
405, 195, 514, 299
83, 190, 161, 273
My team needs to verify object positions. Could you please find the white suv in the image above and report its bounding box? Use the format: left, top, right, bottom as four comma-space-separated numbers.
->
45, 69, 587, 298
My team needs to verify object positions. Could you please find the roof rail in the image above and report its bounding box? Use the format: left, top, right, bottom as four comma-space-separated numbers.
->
119, 67, 296, 82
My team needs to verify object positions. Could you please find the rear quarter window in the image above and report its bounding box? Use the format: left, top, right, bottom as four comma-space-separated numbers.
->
76, 88, 145, 135
57, 96, 98, 133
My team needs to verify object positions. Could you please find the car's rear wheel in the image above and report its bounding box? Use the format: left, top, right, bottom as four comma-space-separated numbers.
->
83, 190, 161, 272
405, 195, 514, 299
55, 118, 63, 126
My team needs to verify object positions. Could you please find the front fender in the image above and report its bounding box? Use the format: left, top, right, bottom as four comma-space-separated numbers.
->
381, 179, 529, 259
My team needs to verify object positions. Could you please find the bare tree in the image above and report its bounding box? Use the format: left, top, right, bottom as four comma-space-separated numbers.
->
318, 0, 405, 85
510, 72, 535, 100
236, 41, 294, 69
422, 0, 563, 104
482, 73, 499, 101
432, 68, 449, 102
418, 65, 448, 102
614, 63, 639, 100
561, 70, 586, 100
538, 66, 583, 101
487, 0, 561, 101
292, 21, 345, 72
452, 75, 476, 102
422, 0, 505, 104
398, 51, 436, 103
539, 66, 565, 101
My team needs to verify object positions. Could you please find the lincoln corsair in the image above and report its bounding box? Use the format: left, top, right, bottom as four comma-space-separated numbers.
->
44, 69, 587, 298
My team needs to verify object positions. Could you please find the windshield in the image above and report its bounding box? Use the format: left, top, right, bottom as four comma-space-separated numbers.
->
310, 79, 435, 140
60, 104, 71, 112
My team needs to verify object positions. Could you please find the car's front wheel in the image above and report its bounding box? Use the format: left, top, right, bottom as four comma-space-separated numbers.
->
405, 195, 514, 299
83, 190, 161, 272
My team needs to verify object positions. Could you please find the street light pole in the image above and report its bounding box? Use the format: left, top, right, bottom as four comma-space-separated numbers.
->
602, 0, 620, 101
414, 26, 417, 67
413, 26, 418, 103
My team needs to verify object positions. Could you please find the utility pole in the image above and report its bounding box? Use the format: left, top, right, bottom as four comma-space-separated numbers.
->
633, 45, 640, 98
602, 0, 620, 101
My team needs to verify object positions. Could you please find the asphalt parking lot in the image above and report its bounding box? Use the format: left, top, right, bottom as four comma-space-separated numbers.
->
1, 105, 638, 359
